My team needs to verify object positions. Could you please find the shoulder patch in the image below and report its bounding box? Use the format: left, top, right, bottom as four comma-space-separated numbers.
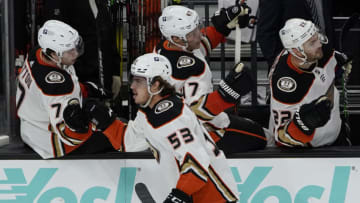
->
45, 71, 65, 84
143, 95, 184, 128
177, 56, 195, 68
277, 77, 297, 92
155, 100, 174, 114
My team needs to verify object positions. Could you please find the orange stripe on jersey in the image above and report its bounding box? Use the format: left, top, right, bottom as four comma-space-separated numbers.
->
209, 131, 221, 142
64, 124, 92, 141
177, 153, 208, 195
226, 128, 267, 141
286, 121, 315, 144
103, 120, 127, 151
36, 48, 57, 68
204, 91, 234, 115
201, 26, 226, 49
79, 83, 88, 98
192, 166, 237, 203
287, 55, 304, 74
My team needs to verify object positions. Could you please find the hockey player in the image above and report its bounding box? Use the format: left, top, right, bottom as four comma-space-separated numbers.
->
155, 5, 268, 154
269, 18, 352, 147
63, 53, 239, 202
16, 20, 112, 159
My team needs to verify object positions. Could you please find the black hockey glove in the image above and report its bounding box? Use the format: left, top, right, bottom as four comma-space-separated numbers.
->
211, 3, 251, 36
334, 51, 352, 80
83, 99, 116, 131
217, 62, 254, 103
164, 188, 192, 203
83, 81, 113, 99
293, 96, 332, 135
63, 99, 90, 133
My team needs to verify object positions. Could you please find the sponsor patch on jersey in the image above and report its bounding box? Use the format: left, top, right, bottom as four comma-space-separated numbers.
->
177, 56, 195, 68
45, 71, 65, 84
277, 77, 297, 92
155, 100, 173, 114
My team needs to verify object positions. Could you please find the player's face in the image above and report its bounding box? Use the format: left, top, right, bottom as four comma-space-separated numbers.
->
61, 48, 79, 65
186, 26, 202, 51
130, 76, 150, 105
303, 33, 323, 62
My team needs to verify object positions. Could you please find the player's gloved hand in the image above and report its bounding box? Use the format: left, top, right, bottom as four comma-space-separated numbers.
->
84, 99, 116, 131
164, 188, 192, 203
112, 75, 122, 100
211, 3, 251, 36
83, 81, 113, 99
334, 51, 352, 79
217, 62, 254, 103
63, 99, 90, 133
293, 96, 332, 135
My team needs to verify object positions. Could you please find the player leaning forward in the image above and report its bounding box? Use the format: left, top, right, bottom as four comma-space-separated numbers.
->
16, 20, 111, 159
269, 18, 352, 147
63, 53, 239, 202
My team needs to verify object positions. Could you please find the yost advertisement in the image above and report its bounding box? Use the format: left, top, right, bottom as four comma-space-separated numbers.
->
0, 158, 359, 202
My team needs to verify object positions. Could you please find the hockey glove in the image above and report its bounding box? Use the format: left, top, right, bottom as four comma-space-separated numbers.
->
211, 3, 251, 36
63, 99, 90, 133
84, 99, 116, 131
293, 96, 332, 135
334, 51, 352, 80
164, 188, 192, 203
83, 81, 113, 99
217, 62, 254, 103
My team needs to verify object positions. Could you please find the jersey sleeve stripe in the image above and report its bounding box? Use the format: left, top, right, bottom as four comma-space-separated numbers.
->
202, 26, 226, 49
208, 165, 238, 202
103, 120, 127, 151
176, 153, 208, 195
286, 121, 315, 144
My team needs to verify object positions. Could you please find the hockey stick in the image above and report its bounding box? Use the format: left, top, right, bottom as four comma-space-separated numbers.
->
135, 182, 156, 203
234, 0, 245, 64
89, 0, 105, 87
339, 13, 360, 122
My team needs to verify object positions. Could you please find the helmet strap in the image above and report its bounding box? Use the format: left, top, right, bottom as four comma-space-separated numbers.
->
140, 82, 164, 108
169, 37, 190, 52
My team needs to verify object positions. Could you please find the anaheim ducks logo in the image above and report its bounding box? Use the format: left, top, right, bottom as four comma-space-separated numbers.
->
277, 77, 297, 92
177, 56, 195, 68
45, 71, 65, 84
155, 100, 173, 114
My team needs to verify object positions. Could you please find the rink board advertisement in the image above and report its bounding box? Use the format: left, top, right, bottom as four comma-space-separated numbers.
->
0, 158, 359, 203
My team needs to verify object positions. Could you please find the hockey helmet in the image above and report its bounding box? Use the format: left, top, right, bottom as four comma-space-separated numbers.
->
279, 18, 327, 63
158, 5, 200, 44
279, 18, 327, 50
38, 20, 84, 58
131, 53, 173, 107
131, 53, 173, 87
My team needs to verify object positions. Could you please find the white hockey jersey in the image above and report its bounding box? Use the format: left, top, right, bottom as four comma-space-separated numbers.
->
16, 48, 88, 159
268, 49, 341, 147
155, 27, 234, 131
103, 95, 238, 202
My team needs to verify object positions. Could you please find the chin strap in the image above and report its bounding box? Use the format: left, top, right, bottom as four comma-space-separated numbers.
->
140, 85, 164, 108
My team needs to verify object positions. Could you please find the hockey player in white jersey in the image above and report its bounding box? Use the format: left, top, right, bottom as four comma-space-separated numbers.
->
269, 18, 352, 147
16, 20, 112, 159
155, 5, 268, 154
63, 53, 239, 202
